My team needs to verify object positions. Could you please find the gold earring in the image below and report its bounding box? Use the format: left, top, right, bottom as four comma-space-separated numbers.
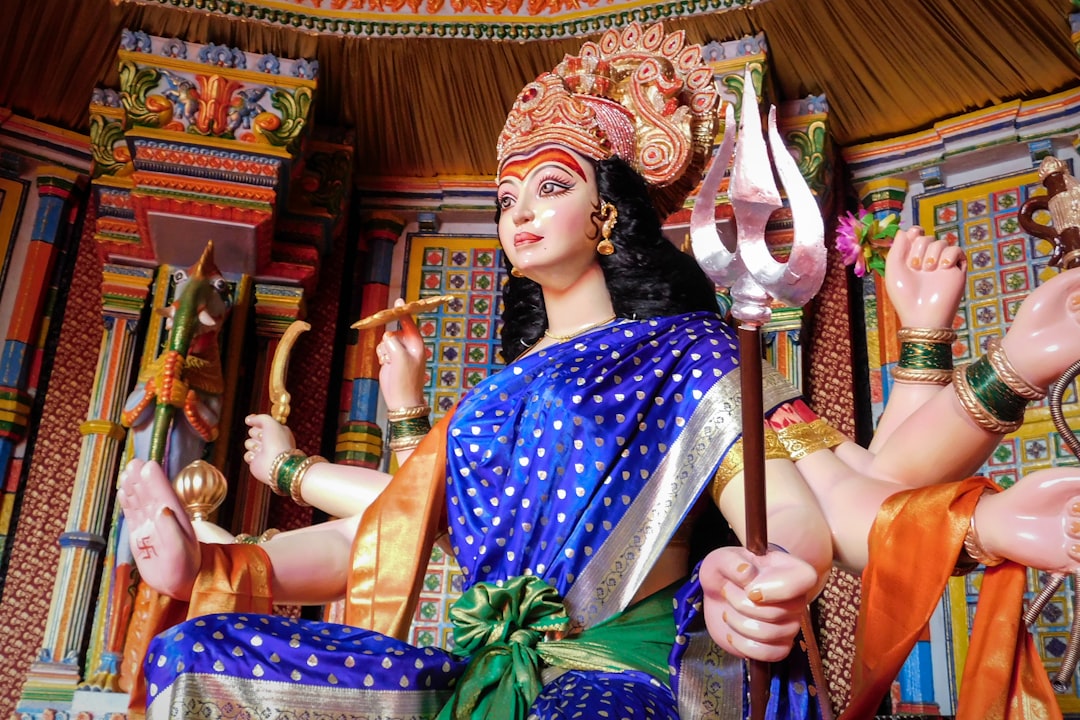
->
511, 266, 525, 278
598, 203, 617, 256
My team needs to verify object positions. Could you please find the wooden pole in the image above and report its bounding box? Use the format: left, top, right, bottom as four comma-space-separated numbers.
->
738, 324, 769, 719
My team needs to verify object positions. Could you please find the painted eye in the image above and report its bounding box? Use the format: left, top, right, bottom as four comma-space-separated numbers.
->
172, 269, 188, 285
539, 180, 569, 195
497, 196, 514, 210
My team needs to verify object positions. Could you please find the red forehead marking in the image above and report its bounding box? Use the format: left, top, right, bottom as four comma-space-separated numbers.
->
499, 148, 588, 182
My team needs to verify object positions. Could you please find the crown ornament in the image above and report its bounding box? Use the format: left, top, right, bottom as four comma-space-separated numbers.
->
497, 22, 720, 218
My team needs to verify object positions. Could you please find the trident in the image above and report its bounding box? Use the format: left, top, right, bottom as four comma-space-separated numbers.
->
690, 67, 827, 720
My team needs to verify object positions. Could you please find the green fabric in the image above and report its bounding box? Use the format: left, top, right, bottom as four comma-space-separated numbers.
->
437, 576, 677, 720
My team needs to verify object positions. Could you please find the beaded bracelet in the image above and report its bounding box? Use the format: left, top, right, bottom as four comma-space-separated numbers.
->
268, 449, 303, 496
287, 454, 326, 507
963, 512, 1004, 567
388, 414, 431, 454
962, 491, 1004, 567
894, 327, 956, 385
389, 416, 432, 439
953, 356, 1029, 434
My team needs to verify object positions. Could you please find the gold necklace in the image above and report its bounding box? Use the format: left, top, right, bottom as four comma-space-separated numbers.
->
543, 314, 617, 342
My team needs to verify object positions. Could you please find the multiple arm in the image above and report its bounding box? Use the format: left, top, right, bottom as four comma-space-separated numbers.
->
120, 229, 1080, 667
702, 227, 1080, 659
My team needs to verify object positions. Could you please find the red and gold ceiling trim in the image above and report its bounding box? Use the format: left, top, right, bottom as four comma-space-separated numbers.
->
114, 0, 762, 39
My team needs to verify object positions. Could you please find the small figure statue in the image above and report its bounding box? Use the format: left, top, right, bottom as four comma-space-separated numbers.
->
121, 241, 230, 479
1020, 155, 1080, 270
226, 86, 270, 135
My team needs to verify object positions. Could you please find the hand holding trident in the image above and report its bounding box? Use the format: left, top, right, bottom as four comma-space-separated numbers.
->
690, 67, 827, 720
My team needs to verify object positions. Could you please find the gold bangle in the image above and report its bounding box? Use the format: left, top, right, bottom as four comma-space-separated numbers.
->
952, 365, 1024, 434
963, 502, 1004, 567
236, 529, 281, 544
775, 419, 848, 462
386, 404, 431, 421
268, 450, 302, 496
711, 428, 787, 506
388, 434, 426, 452
289, 455, 326, 507
985, 337, 1045, 400
258, 528, 281, 543
897, 327, 957, 344
892, 367, 953, 385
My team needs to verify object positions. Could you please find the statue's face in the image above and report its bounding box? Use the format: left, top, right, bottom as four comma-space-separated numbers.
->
496, 145, 603, 287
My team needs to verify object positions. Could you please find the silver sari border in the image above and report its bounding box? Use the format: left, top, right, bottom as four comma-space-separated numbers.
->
564, 363, 802, 629
148, 673, 452, 720
676, 626, 747, 718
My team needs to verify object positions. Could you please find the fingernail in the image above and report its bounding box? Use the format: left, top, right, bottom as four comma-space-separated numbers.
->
722, 611, 728, 623
748, 588, 764, 603
924, 258, 937, 269
162, 507, 175, 519
736, 562, 750, 574
1071, 521, 1080, 535
726, 633, 734, 645
910, 258, 921, 269
1071, 502, 1080, 515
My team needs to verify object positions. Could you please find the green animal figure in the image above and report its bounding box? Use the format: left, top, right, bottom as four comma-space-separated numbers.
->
122, 241, 230, 475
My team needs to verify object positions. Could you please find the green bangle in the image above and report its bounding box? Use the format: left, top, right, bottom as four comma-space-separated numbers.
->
275, 451, 308, 495
898, 340, 953, 371
389, 416, 431, 441
966, 356, 1028, 425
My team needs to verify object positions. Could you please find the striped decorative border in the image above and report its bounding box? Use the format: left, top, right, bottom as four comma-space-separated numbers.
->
119, 0, 760, 39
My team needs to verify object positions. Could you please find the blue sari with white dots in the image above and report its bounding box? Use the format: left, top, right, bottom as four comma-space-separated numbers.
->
145, 312, 821, 720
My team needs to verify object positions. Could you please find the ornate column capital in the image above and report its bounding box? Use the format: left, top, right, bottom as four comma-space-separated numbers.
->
857, 177, 909, 216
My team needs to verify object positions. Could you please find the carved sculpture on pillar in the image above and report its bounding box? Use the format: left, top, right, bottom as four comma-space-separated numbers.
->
1020, 155, 1080, 270
121, 242, 230, 479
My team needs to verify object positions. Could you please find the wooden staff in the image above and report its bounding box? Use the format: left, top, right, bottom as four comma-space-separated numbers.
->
690, 68, 827, 719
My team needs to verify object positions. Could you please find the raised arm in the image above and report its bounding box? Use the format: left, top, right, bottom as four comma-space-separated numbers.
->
867, 227, 966, 451
375, 301, 432, 466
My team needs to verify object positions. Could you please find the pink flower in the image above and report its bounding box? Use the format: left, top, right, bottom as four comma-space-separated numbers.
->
836, 211, 868, 277
834, 210, 898, 278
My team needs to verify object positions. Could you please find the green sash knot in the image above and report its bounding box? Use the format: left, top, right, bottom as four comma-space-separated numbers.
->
437, 575, 678, 720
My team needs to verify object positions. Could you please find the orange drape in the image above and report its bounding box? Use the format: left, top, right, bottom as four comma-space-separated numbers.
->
842, 477, 1060, 720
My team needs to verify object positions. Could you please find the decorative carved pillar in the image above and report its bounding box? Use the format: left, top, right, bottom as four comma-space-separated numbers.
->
336, 213, 405, 469
858, 177, 910, 417
0, 168, 82, 483
230, 282, 307, 536
17, 264, 154, 708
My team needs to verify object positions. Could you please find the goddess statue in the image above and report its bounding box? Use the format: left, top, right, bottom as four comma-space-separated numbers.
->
119, 22, 1080, 720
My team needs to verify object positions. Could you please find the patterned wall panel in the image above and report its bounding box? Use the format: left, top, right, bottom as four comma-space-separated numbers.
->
400, 234, 505, 651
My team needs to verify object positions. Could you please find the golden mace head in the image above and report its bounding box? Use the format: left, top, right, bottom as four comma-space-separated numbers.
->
172, 459, 228, 522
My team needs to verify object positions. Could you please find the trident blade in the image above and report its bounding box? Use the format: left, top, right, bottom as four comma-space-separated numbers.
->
736, 107, 826, 307
728, 66, 827, 320
690, 102, 741, 285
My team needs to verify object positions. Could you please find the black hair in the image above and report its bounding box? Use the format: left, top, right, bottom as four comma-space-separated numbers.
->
499, 156, 722, 362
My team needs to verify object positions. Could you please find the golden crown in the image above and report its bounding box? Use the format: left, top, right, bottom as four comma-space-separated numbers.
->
497, 22, 720, 218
